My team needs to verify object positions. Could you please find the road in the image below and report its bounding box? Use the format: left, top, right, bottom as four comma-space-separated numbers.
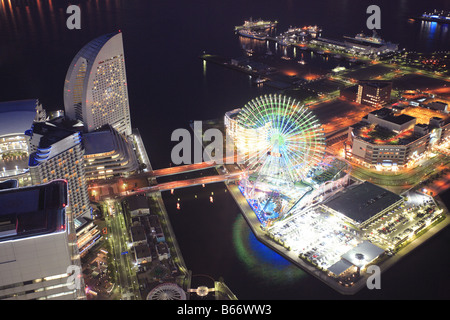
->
105, 201, 140, 299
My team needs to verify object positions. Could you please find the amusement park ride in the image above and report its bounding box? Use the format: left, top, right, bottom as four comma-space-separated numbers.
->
226, 94, 351, 228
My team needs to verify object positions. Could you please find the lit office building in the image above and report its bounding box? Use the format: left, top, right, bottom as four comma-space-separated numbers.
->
341, 81, 392, 108
0, 180, 85, 300
63, 32, 132, 136
28, 122, 91, 220
356, 81, 392, 107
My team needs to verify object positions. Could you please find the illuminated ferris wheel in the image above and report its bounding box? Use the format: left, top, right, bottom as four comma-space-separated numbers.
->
147, 283, 187, 300
235, 94, 326, 186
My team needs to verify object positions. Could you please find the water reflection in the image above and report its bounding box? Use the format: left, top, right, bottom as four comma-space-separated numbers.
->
419, 20, 450, 51
232, 214, 306, 285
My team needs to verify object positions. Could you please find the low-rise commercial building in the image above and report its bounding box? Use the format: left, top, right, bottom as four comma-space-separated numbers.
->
311, 32, 398, 56
134, 244, 152, 265
323, 181, 403, 229
156, 242, 171, 261
345, 107, 450, 168
426, 101, 448, 113
127, 195, 150, 217
130, 224, 147, 247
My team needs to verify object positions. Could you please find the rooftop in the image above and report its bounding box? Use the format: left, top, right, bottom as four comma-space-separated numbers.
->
324, 182, 402, 225
352, 121, 420, 145
341, 240, 385, 268
0, 180, 68, 242
30, 122, 78, 149
369, 107, 415, 125
127, 195, 149, 211
74, 216, 93, 232
0, 99, 40, 137
83, 129, 116, 156
328, 259, 353, 275
74, 32, 120, 63
344, 37, 384, 48
156, 242, 169, 255
382, 113, 416, 125
131, 225, 147, 242
360, 81, 392, 89
0, 180, 19, 190
134, 244, 152, 259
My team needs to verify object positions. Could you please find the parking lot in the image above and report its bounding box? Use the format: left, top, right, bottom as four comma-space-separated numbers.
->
269, 205, 360, 270
362, 191, 442, 248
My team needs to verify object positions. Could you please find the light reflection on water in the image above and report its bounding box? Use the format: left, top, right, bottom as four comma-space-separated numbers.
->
419, 20, 450, 51
232, 213, 307, 285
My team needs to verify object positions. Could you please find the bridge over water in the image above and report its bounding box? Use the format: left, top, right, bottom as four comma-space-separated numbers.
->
123, 171, 244, 197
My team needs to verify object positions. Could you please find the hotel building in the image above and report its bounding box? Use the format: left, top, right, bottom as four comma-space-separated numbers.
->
27, 122, 91, 220
83, 124, 138, 180
63, 32, 132, 136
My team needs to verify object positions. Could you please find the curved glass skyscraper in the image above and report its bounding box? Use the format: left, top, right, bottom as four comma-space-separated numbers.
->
64, 32, 132, 136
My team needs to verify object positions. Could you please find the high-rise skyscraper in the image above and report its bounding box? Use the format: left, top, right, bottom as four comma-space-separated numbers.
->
28, 122, 91, 220
63, 32, 132, 136
0, 180, 85, 300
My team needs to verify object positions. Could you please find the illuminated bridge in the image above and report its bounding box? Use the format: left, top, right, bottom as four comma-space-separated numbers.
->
125, 171, 244, 196
148, 161, 216, 178
88, 156, 244, 201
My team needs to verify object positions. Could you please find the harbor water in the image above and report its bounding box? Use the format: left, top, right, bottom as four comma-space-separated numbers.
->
1, 0, 449, 299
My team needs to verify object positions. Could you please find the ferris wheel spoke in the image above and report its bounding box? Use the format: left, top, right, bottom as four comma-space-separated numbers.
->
234, 94, 325, 183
